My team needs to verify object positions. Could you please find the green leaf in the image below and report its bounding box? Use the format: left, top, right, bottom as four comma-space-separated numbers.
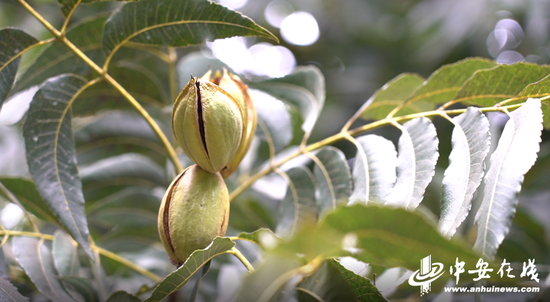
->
58, 0, 143, 17
22, 74, 93, 257
406, 58, 496, 104
457, 62, 550, 107
276, 167, 318, 237
296, 259, 358, 302
0, 177, 61, 226
13, 16, 106, 94
87, 187, 161, 231
0, 277, 29, 302
102, 0, 277, 61
439, 108, 490, 238
74, 111, 165, 165
332, 260, 387, 302
145, 237, 235, 302
0, 28, 38, 110
320, 205, 481, 272
359, 73, 426, 121
385, 117, 439, 209
106, 291, 142, 302
229, 198, 276, 232
234, 255, 300, 302
312, 147, 352, 214
236, 228, 280, 247
474, 99, 543, 260
252, 89, 293, 152
297, 259, 386, 302
349, 134, 397, 204
251, 66, 325, 138
88, 187, 161, 212
516, 74, 550, 129
12, 237, 75, 302
80, 153, 167, 201
58, 277, 98, 302
89, 205, 158, 229
53, 230, 80, 276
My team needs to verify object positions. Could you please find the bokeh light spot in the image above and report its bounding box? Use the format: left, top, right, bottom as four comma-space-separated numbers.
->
249, 43, 296, 77
209, 38, 296, 78
264, 0, 294, 28
280, 11, 320, 46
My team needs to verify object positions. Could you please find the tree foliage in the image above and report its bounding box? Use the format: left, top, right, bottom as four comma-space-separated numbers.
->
0, 0, 548, 301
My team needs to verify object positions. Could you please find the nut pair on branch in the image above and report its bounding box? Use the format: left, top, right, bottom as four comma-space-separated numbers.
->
158, 70, 257, 266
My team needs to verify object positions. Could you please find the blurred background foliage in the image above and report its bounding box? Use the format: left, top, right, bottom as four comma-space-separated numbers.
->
1, 0, 550, 298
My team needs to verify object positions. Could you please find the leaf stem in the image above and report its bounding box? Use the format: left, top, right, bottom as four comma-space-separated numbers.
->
95, 246, 162, 282
16, 0, 183, 174
0, 229, 162, 282
168, 47, 179, 102
227, 247, 255, 272
60, 0, 82, 34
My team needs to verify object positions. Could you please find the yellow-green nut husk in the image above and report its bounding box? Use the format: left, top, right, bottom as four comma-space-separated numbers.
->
172, 77, 243, 173
201, 69, 257, 178
158, 164, 230, 266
